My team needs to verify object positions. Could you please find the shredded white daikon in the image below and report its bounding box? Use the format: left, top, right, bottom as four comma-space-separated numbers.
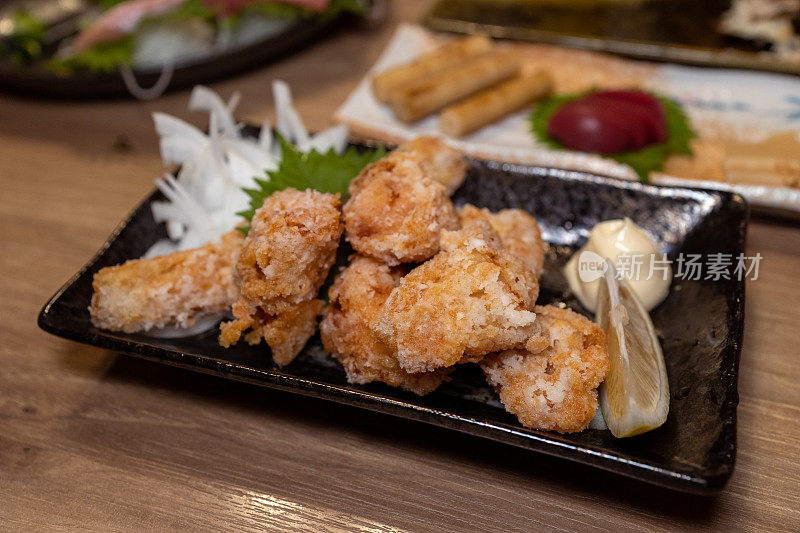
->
144, 82, 350, 258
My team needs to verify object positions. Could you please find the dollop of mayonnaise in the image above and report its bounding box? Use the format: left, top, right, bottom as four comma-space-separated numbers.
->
564, 218, 672, 312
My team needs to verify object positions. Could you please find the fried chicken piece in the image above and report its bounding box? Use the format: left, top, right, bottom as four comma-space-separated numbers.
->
236, 188, 343, 310
222, 298, 326, 366
374, 221, 540, 373
343, 152, 459, 266
89, 231, 243, 333
481, 305, 610, 433
320, 255, 449, 395
396, 137, 467, 195
219, 188, 343, 364
458, 204, 546, 278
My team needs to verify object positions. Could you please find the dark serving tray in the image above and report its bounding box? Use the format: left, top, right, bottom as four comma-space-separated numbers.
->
0, 12, 352, 99
425, 0, 800, 77
38, 159, 747, 493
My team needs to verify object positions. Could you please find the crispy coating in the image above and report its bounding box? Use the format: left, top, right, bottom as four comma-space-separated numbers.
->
374, 221, 540, 373
320, 256, 449, 395
89, 231, 243, 333
236, 188, 343, 310
223, 298, 326, 366
396, 137, 467, 195
481, 305, 610, 433
458, 204, 546, 278
219, 188, 343, 365
343, 152, 459, 265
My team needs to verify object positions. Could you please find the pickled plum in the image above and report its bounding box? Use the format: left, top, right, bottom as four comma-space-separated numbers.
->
546, 90, 667, 154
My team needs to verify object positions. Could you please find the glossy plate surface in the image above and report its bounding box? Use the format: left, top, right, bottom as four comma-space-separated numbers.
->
38, 159, 747, 493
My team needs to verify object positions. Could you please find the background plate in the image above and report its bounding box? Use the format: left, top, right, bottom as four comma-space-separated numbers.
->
425, 0, 800, 76
38, 159, 747, 493
0, 13, 350, 99
335, 23, 800, 221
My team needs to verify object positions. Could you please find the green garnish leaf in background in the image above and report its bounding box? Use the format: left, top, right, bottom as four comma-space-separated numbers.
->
529, 91, 695, 181
325, 0, 367, 16
1, 10, 47, 66
156, 0, 215, 23
237, 136, 386, 234
47, 35, 135, 74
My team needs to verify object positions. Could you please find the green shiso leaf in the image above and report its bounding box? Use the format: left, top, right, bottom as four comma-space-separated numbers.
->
1, 10, 47, 66
326, 0, 367, 16
529, 91, 695, 182
156, 0, 215, 23
236, 135, 386, 235
47, 35, 135, 74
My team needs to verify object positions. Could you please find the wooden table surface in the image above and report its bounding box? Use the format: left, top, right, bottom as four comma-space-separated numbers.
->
2, 2, 800, 531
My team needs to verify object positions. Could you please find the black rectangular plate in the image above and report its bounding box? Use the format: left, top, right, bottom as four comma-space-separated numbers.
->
425, 0, 800, 77
38, 160, 747, 493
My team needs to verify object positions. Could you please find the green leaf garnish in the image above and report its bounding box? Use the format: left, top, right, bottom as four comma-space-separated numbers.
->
529, 91, 695, 182
239, 2, 311, 20
47, 35, 135, 74
236, 136, 386, 235
1, 9, 47, 66
155, 0, 215, 23
326, 0, 367, 16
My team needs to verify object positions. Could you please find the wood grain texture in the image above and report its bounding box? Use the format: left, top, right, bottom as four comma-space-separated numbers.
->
1, 1, 799, 531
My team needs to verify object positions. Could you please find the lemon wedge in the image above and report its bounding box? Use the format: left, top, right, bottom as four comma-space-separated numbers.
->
596, 261, 669, 438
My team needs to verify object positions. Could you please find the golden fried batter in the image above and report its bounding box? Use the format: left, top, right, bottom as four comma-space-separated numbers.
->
89, 231, 243, 333
458, 204, 546, 278
396, 136, 467, 195
343, 152, 459, 265
320, 255, 449, 395
374, 221, 540, 373
219, 188, 343, 365
225, 298, 325, 366
236, 188, 343, 310
481, 305, 610, 433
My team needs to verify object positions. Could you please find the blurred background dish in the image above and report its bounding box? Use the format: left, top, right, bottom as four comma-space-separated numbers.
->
425, 0, 800, 76
0, 0, 377, 98
336, 24, 800, 219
